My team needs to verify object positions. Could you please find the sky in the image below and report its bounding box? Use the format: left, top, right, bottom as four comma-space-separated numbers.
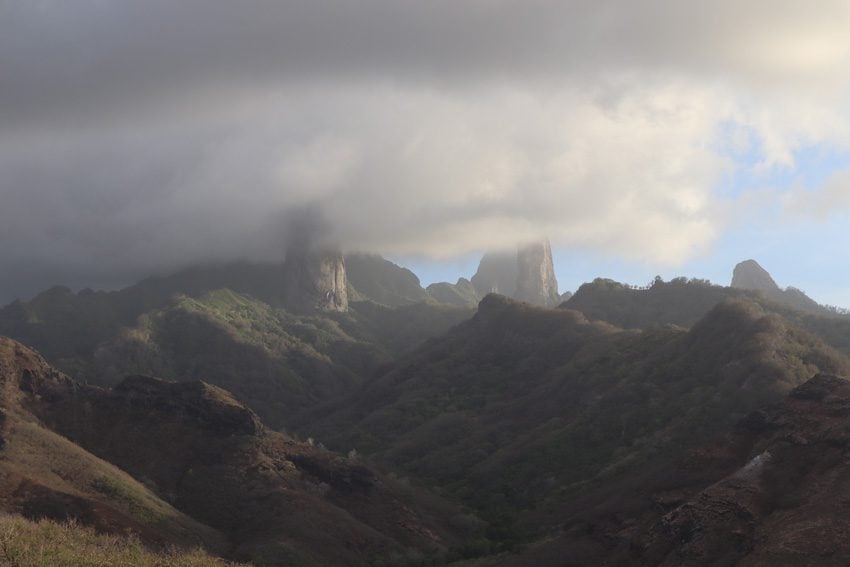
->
2, 1, 850, 306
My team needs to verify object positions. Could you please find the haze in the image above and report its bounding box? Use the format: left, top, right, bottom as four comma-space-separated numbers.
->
2, 1, 850, 305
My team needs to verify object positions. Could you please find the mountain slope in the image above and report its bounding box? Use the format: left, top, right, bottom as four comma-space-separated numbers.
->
0, 264, 473, 431
467, 241, 560, 307
0, 336, 486, 565
308, 295, 850, 547
563, 277, 850, 356
494, 373, 850, 566
0, 256, 469, 374
90, 289, 384, 429
642, 373, 850, 565
563, 277, 759, 329
0, 337, 227, 552
426, 278, 480, 308
732, 259, 823, 313
0, 515, 240, 566
92, 289, 472, 429
345, 253, 430, 307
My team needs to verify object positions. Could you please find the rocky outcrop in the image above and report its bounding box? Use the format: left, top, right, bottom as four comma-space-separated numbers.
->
470, 240, 560, 308
731, 259, 826, 314
112, 375, 263, 436
470, 252, 518, 298
283, 247, 348, 312
638, 373, 850, 565
514, 240, 560, 307
731, 259, 780, 293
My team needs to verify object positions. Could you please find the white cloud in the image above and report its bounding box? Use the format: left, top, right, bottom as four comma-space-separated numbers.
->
782, 168, 850, 219
2, 0, 850, 299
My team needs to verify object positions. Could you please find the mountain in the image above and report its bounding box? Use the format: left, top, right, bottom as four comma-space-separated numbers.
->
0, 252, 467, 371
0, 337, 228, 552
731, 259, 822, 313
0, 259, 473, 430
282, 247, 348, 313
731, 259, 780, 292
563, 276, 755, 329
513, 240, 560, 307
0, 336, 485, 565
305, 295, 849, 550
471, 252, 518, 298
459, 239, 561, 308
84, 289, 473, 430
10, 251, 850, 563
562, 276, 850, 358
426, 278, 480, 308
345, 253, 430, 307
640, 373, 850, 564
494, 373, 850, 565
89, 289, 380, 430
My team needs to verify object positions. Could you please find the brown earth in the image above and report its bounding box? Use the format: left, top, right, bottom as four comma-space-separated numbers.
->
492, 373, 850, 566
0, 336, 483, 565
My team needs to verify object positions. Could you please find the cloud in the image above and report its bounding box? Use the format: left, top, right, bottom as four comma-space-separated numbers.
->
1, 1, 850, 300
782, 168, 850, 219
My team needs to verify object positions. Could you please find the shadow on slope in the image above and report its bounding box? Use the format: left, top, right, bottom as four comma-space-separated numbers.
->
308, 295, 850, 550
0, 336, 486, 565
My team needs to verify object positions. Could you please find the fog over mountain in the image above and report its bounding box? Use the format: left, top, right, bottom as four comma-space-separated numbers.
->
2, 1, 850, 303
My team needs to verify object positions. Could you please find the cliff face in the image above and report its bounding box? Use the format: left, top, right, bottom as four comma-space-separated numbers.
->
730, 259, 826, 314
470, 240, 560, 307
514, 240, 560, 307
283, 248, 348, 313
470, 252, 518, 297
731, 259, 780, 293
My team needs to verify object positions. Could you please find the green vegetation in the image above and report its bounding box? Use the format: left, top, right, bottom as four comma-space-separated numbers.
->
564, 276, 850, 358
0, 261, 472, 431
345, 253, 429, 306
0, 515, 240, 567
311, 296, 850, 547
9, 262, 850, 561
426, 279, 481, 308
563, 277, 757, 329
91, 289, 365, 428
91, 476, 163, 526
91, 288, 469, 430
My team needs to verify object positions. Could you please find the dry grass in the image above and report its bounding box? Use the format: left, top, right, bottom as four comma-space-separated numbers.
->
0, 514, 241, 566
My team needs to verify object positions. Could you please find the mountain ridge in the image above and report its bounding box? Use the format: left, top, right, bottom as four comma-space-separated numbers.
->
0, 336, 486, 565
305, 294, 850, 550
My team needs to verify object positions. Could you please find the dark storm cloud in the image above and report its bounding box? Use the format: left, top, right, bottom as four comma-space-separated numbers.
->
1, 1, 849, 302
4, 0, 844, 127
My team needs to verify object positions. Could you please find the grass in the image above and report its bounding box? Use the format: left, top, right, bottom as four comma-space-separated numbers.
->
1, 417, 225, 552
0, 514, 241, 566
91, 476, 162, 526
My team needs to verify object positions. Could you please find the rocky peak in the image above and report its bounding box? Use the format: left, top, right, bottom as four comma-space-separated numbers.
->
470, 252, 517, 297
470, 239, 560, 308
514, 240, 560, 307
283, 247, 348, 313
731, 259, 780, 293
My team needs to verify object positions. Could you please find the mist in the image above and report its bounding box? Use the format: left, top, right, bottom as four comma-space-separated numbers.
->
2, 1, 850, 303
